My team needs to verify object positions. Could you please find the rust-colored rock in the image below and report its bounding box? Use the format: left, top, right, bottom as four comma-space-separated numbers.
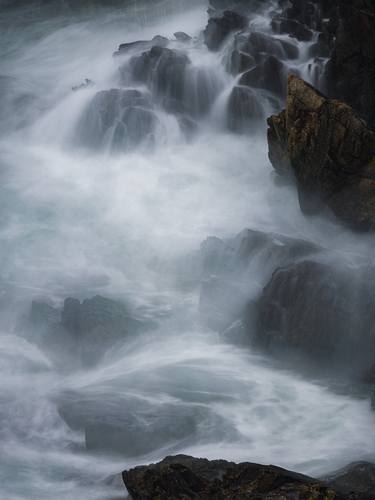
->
267, 75, 375, 230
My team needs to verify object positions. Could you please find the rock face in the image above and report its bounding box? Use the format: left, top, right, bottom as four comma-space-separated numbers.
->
267, 75, 375, 230
204, 10, 248, 51
122, 455, 349, 499
325, 0, 375, 130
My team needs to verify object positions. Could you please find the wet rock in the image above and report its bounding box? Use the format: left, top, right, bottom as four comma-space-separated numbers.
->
174, 31, 192, 42
240, 55, 286, 97
122, 455, 346, 499
271, 16, 313, 41
114, 35, 169, 56
255, 259, 375, 369
244, 31, 299, 61
71, 78, 94, 92
323, 462, 375, 498
230, 49, 255, 74
325, 0, 375, 129
129, 46, 190, 105
209, 0, 263, 15
204, 10, 248, 51
227, 85, 264, 132
267, 75, 375, 230
25, 295, 154, 366
199, 229, 319, 331
76, 88, 159, 152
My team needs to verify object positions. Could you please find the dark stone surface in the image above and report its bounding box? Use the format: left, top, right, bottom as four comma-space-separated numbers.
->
76, 88, 158, 152
267, 75, 375, 230
239, 55, 286, 98
204, 10, 248, 51
227, 85, 264, 132
122, 455, 349, 499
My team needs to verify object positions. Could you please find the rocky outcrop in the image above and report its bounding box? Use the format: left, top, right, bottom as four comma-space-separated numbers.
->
325, 0, 375, 130
204, 10, 248, 51
122, 455, 357, 499
267, 75, 375, 230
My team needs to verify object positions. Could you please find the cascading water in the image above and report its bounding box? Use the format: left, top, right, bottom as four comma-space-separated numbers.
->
1, 1, 375, 499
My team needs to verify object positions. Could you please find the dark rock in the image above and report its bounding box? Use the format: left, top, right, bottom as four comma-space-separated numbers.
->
267, 75, 375, 230
199, 229, 319, 331
227, 85, 264, 132
209, 0, 263, 15
204, 10, 248, 51
255, 259, 375, 370
26, 295, 154, 366
239, 55, 286, 97
122, 455, 347, 499
271, 16, 313, 41
230, 49, 255, 74
323, 462, 375, 498
244, 31, 299, 61
325, 0, 375, 129
174, 31, 192, 42
129, 46, 190, 105
114, 35, 169, 56
71, 78, 94, 91
76, 88, 159, 152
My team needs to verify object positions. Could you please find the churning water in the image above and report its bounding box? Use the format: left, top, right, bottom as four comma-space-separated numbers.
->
1, 1, 375, 498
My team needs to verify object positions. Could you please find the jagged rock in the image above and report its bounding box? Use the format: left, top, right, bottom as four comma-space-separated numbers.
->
129, 46, 190, 105
242, 31, 299, 61
325, 0, 375, 129
122, 455, 348, 499
240, 55, 286, 97
204, 10, 248, 51
226, 85, 264, 132
255, 259, 375, 370
271, 16, 313, 41
76, 88, 159, 152
323, 462, 375, 498
267, 75, 375, 230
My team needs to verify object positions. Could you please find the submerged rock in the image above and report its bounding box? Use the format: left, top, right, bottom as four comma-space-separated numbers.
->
25, 295, 154, 366
122, 455, 348, 499
76, 88, 159, 152
129, 46, 190, 106
267, 75, 375, 230
204, 10, 248, 51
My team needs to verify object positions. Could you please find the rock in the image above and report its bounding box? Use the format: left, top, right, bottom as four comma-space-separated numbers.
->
199, 229, 319, 331
76, 88, 159, 152
71, 78, 94, 91
325, 0, 375, 129
226, 85, 264, 132
244, 31, 299, 61
174, 31, 192, 42
255, 259, 375, 370
267, 75, 375, 230
129, 46, 190, 105
204, 10, 248, 51
114, 35, 169, 56
230, 49, 255, 74
209, 0, 263, 15
323, 462, 375, 497
122, 455, 347, 499
25, 295, 154, 366
240, 55, 286, 98
271, 17, 313, 41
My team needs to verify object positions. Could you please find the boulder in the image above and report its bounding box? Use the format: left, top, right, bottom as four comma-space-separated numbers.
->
174, 31, 192, 42
25, 295, 154, 366
240, 55, 286, 98
255, 259, 375, 370
129, 46, 190, 106
76, 88, 159, 152
122, 455, 347, 499
243, 31, 299, 61
271, 17, 313, 41
267, 75, 375, 230
226, 85, 264, 132
204, 10, 248, 51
